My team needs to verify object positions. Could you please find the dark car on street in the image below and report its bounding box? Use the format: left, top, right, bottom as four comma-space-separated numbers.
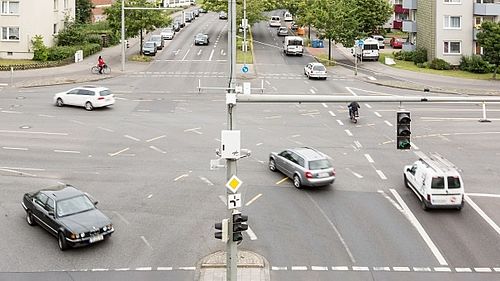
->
194, 33, 210, 45
21, 184, 114, 251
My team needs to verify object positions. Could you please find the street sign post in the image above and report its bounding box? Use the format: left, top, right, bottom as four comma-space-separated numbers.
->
227, 194, 242, 209
242, 65, 249, 73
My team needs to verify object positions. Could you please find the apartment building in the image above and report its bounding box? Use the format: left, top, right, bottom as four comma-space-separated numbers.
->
92, 0, 114, 22
403, 0, 500, 65
0, 0, 75, 59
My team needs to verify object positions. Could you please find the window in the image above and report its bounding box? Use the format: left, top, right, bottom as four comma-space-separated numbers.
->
64, 0, 68, 9
46, 198, 55, 212
444, 16, 461, 29
447, 177, 461, 189
1, 26, 19, 40
53, 23, 57, 34
1, 1, 19, 14
53, 0, 58, 10
444, 0, 460, 3
431, 177, 445, 189
35, 193, 49, 207
309, 159, 331, 170
444, 41, 461, 54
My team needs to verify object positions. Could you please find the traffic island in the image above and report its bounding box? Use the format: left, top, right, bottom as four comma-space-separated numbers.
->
197, 250, 270, 281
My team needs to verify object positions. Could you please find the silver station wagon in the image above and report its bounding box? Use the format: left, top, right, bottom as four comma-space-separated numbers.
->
269, 147, 336, 189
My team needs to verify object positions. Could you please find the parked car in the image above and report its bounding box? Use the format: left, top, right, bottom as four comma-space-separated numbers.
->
277, 26, 288, 36
194, 33, 209, 45
290, 21, 299, 30
304, 62, 327, 80
21, 184, 114, 251
161, 28, 175, 40
54, 85, 115, 111
269, 147, 336, 189
150, 34, 164, 50
142, 41, 157, 56
185, 12, 193, 22
390, 37, 404, 49
172, 22, 181, 32
199, 8, 207, 13
269, 15, 281, 27
193, 9, 199, 17
219, 11, 227, 19
371, 35, 385, 49
176, 17, 185, 28
284, 12, 293, 21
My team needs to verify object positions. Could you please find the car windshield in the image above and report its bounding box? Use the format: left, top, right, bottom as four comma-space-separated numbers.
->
364, 44, 378, 50
145, 42, 154, 47
309, 159, 331, 170
56, 195, 95, 217
288, 39, 302, 46
313, 65, 326, 71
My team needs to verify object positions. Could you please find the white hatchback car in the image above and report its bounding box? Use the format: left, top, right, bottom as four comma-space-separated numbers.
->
304, 62, 327, 80
54, 86, 115, 111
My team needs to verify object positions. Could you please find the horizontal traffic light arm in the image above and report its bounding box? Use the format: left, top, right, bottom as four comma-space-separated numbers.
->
235, 95, 500, 103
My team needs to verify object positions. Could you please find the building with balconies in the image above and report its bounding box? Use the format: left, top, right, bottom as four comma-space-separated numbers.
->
0, 0, 75, 59
401, 0, 500, 65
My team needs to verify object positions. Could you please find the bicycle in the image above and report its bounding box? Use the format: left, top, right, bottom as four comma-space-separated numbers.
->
349, 107, 359, 124
91, 64, 111, 74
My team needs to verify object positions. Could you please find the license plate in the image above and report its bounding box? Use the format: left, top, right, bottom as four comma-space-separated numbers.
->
319, 172, 329, 178
89, 234, 104, 243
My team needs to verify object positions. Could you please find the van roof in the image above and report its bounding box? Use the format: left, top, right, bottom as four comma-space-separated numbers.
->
415, 151, 461, 176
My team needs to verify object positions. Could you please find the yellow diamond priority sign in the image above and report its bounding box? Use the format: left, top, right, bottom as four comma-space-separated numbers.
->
226, 175, 242, 193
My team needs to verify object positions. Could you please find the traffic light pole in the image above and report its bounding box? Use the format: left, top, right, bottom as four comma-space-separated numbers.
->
226, 0, 238, 279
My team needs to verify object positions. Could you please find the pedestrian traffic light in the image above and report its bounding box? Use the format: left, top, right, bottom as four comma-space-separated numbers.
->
232, 213, 248, 243
397, 110, 411, 150
215, 219, 228, 243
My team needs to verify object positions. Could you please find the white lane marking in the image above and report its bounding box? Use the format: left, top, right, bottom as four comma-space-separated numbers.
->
272, 266, 287, 270
208, 49, 214, 61
1, 110, 22, 114
245, 194, 262, 206
354, 141, 362, 148
364, 103, 372, 109
291, 266, 307, 271
2, 147, 28, 151
384, 120, 393, 127
71, 120, 85, 125
413, 267, 432, 272
256, 142, 263, 146
98, 127, 114, 132
347, 168, 363, 178
272, 86, 278, 91
157, 267, 172, 271
345, 87, 358, 96
322, 103, 328, 108
364, 154, 374, 163
390, 189, 448, 266
494, 267, 500, 272
174, 174, 189, 181
328, 110, 336, 117
304, 80, 309, 84
136, 267, 152, 271
455, 268, 472, 272
147, 194, 153, 199
376, 170, 387, 180
374, 112, 382, 117
54, 150, 80, 154
336, 120, 344, 126
179, 267, 196, 270
124, 135, 141, 141
108, 147, 130, 157
149, 145, 166, 154
219, 195, 227, 206
291, 134, 300, 138
306, 193, 356, 263
344, 129, 353, 136
0, 130, 68, 136
114, 268, 130, 271
174, 49, 180, 56
410, 142, 419, 150
0, 166, 44, 171
199, 176, 214, 186
474, 268, 492, 272
276, 177, 288, 185
367, 76, 376, 81
373, 267, 390, 271
434, 267, 451, 272
197, 49, 202, 56
181, 49, 190, 60
265, 80, 271, 85
245, 226, 258, 240
140, 236, 153, 250
265, 115, 281, 119
38, 114, 55, 118
311, 266, 328, 271
312, 86, 318, 91
184, 127, 203, 134
466, 193, 500, 198
378, 190, 404, 214
353, 266, 369, 271
465, 195, 500, 236
331, 266, 349, 271
146, 135, 166, 142
0, 168, 36, 177
91, 269, 108, 272
113, 211, 130, 225
393, 267, 410, 272
309, 89, 316, 94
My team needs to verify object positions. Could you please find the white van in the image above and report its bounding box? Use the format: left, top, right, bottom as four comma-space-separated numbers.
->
283, 36, 303, 56
403, 152, 465, 211
269, 16, 281, 27
354, 38, 379, 61
284, 12, 293, 22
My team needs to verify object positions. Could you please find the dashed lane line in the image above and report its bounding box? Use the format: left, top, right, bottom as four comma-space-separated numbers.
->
384, 120, 393, 127
344, 129, 353, 136
276, 177, 288, 185
149, 145, 166, 154
245, 193, 262, 206
0, 130, 68, 136
124, 135, 141, 141
376, 170, 387, 180
374, 112, 382, 117
328, 110, 336, 117
2, 147, 28, 151
174, 174, 189, 181
146, 135, 166, 142
364, 154, 374, 163
54, 150, 81, 154
336, 120, 344, 126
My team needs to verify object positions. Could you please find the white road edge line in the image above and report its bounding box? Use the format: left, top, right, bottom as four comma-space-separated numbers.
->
246, 194, 262, 206
140, 236, 153, 250
390, 189, 448, 265
465, 195, 500, 236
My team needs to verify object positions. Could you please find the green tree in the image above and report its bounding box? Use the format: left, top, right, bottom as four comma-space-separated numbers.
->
477, 21, 500, 79
202, 0, 267, 27
76, 0, 93, 24
105, 0, 171, 53
31, 35, 49, 61
351, 0, 392, 35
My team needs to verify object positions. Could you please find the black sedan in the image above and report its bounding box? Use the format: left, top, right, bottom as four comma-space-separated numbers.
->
21, 184, 114, 251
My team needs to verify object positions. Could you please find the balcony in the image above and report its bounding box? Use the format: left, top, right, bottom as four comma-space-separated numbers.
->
474, 3, 500, 16
402, 20, 417, 33
393, 20, 403, 29
394, 4, 409, 14
403, 0, 417, 10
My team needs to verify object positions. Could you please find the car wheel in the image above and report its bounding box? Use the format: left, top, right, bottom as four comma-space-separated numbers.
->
269, 159, 277, 172
293, 174, 302, 189
56, 98, 64, 107
26, 211, 36, 226
58, 232, 68, 251
85, 102, 93, 111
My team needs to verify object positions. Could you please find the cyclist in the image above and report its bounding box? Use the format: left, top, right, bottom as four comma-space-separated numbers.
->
348, 101, 360, 119
97, 56, 106, 74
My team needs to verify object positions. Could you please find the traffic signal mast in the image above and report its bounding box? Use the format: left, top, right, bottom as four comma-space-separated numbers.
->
397, 110, 411, 150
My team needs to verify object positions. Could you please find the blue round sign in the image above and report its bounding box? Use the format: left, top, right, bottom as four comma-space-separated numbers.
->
242, 66, 249, 73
